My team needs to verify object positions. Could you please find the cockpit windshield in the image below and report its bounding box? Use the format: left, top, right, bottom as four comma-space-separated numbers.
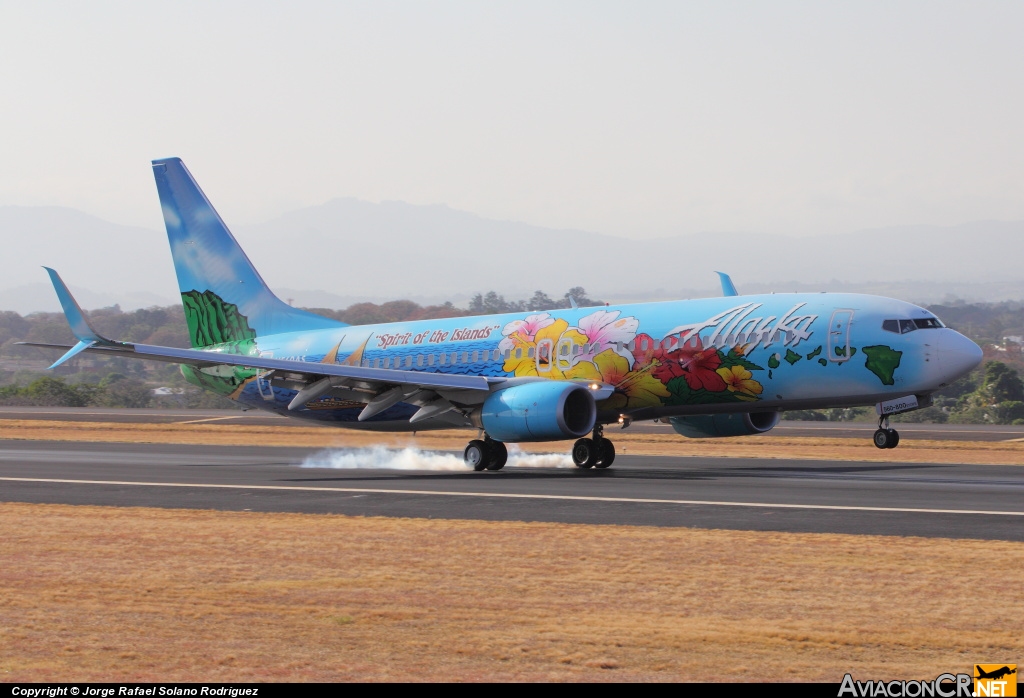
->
882, 317, 945, 334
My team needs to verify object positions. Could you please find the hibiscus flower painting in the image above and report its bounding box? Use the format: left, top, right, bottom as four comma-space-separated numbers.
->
497, 309, 765, 409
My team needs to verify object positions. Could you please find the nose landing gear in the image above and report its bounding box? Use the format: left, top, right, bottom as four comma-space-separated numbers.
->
464, 436, 508, 471
572, 425, 616, 469
873, 416, 900, 449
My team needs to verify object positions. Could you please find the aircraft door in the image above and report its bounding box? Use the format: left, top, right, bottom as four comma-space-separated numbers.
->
536, 339, 553, 373
255, 350, 276, 400
555, 338, 575, 372
828, 309, 854, 362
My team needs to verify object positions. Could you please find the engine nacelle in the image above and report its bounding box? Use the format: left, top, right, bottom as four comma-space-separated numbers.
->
669, 411, 780, 438
479, 381, 597, 442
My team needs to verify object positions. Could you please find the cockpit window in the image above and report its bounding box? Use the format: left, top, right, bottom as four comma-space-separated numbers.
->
882, 317, 945, 334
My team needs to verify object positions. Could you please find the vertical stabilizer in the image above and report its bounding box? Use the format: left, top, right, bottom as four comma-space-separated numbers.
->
152, 158, 344, 348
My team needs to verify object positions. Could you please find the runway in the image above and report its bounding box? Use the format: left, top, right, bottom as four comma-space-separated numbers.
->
2, 438, 1022, 541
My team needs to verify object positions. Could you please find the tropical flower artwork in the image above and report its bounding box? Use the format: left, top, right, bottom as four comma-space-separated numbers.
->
498, 309, 765, 410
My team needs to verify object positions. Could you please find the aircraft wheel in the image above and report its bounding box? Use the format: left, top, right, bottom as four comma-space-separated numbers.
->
486, 441, 508, 470
572, 438, 597, 468
594, 439, 615, 469
872, 428, 892, 449
885, 429, 900, 449
465, 440, 489, 471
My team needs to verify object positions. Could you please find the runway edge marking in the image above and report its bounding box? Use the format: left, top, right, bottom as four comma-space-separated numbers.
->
2, 476, 1024, 517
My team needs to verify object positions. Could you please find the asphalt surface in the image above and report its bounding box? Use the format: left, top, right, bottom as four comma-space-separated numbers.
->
1, 438, 1022, 540
3, 406, 1024, 441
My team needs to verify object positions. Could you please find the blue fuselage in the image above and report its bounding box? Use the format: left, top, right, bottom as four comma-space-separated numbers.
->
200, 292, 982, 430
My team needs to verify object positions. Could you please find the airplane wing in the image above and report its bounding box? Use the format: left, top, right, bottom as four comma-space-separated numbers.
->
20, 268, 504, 422
23, 268, 615, 422
18, 339, 494, 391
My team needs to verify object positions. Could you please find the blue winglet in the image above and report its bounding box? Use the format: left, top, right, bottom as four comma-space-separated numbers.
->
43, 267, 103, 342
715, 271, 739, 297
47, 340, 96, 370
42, 267, 111, 369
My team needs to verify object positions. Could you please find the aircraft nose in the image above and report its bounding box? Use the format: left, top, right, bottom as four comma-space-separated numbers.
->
937, 330, 983, 382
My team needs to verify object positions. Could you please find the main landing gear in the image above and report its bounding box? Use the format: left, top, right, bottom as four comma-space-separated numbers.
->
464, 436, 508, 471
873, 416, 900, 449
571, 425, 615, 469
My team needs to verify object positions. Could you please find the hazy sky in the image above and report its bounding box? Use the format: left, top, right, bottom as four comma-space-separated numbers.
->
1, 1, 1022, 238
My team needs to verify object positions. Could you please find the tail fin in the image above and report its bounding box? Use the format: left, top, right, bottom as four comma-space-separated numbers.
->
152, 158, 344, 349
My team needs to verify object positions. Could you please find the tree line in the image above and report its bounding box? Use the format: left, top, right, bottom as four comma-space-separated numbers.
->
1, 294, 1022, 421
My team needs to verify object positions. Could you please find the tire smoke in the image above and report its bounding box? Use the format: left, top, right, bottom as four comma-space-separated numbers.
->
300, 445, 574, 470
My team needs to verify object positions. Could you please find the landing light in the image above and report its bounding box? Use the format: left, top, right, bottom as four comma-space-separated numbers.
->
589, 383, 600, 390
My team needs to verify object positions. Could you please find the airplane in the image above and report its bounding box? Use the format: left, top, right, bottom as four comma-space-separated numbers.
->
21, 158, 985, 471
976, 667, 1016, 681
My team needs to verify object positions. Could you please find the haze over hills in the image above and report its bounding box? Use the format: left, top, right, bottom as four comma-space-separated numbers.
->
2, 201, 1023, 314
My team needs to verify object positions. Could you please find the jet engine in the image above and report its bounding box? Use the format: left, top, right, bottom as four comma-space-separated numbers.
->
478, 381, 597, 442
669, 411, 780, 438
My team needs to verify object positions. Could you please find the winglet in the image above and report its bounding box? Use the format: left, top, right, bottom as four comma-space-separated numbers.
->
715, 271, 739, 297
42, 267, 113, 368
47, 340, 96, 370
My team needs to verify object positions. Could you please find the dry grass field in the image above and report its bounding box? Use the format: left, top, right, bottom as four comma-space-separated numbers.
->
2, 418, 1024, 465
1, 502, 1022, 682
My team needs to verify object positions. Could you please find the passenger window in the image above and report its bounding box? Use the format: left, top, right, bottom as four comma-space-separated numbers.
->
528, 348, 535, 358
373, 358, 380, 368
439, 354, 447, 366
515, 348, 523, 359
428, 354, 435, 366
405, 356, 412, 368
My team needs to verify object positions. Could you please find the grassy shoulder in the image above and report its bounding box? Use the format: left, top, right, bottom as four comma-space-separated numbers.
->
1, 418, 1023, 465
1, 502, 1021, 681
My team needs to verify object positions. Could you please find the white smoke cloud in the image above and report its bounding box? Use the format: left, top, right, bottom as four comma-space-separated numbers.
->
300, 445, 574, 470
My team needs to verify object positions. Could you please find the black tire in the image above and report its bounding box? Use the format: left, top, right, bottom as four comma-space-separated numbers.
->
594, 439, 615, 469
572, 438, 596, 468
872, 428, 891, 449
486, 441, 508, 470
886, 429, 900, 449
465, 440, 489, 471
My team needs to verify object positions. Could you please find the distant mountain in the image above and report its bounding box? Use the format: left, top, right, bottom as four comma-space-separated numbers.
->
236, 201, 1024, 299
0, 206, 179, 311
2, 200, 1023, 314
